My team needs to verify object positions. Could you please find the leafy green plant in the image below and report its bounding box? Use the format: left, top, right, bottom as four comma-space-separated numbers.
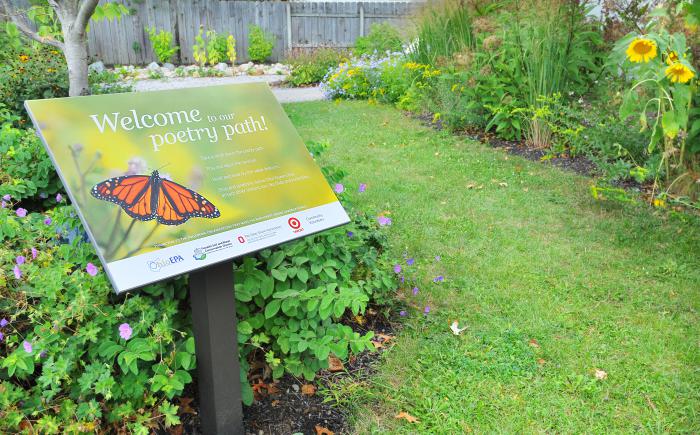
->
286, 48, 346, 86
193, 26, 207, 67
354, 23, 403, 57
145, 27, 179, 64
206, 29, 228, 66
248, 25, 274, 62
411, 0, 476, 65
0, 136, 396, 432
0, 114, 62, 202
227, 34, 237, 65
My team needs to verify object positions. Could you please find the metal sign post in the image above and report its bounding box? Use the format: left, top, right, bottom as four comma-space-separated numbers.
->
189, 261, 244, 434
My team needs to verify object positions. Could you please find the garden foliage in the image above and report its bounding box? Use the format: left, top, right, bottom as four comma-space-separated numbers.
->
145, 27, 179, 64
247, 25, 274, 62
286, 48, 346, 86
354, 23, 404, 57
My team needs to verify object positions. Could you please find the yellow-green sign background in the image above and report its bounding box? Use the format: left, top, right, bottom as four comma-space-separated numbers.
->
27, 83, 338, 262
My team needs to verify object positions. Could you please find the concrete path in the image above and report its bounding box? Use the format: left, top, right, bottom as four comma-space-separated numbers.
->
131, 74, 325, 103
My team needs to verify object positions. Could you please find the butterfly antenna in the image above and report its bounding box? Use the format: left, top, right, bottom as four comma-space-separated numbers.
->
154, 163, 171, 172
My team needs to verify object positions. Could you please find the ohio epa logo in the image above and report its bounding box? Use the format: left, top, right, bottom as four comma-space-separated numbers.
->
288, 217, 303, 233
147, 255, 185, 272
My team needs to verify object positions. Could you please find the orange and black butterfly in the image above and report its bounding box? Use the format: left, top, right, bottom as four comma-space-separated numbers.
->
91, 170, 220, 225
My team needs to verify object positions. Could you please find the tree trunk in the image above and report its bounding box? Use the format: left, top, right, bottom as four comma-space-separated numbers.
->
63, 29, 90, 96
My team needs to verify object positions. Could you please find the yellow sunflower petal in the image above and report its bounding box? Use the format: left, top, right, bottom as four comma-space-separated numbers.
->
626, 38, 657, 63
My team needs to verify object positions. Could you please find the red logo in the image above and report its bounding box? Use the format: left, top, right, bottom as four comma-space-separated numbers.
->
288, 217, 303, 232
237, 236, 246, 243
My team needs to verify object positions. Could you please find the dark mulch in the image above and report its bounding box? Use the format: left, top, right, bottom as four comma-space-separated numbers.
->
413, 113, 599, 178
165, 308, 395, 435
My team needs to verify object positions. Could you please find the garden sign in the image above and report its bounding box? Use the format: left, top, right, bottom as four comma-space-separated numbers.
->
25, 82, 349, 292
25, 83, 349, 434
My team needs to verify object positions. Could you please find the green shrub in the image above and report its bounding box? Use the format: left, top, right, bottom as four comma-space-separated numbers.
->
0, 44, 68, 122
248, 25, 274, 62
0, 140, 396, 432
0, 114, 62, 202
354, 23, 404, 57
145, 27, 179, 64
286, 48, 345, 86
206, 29, 228, 66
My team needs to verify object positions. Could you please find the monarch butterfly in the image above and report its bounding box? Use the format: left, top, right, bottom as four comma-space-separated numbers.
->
91, 170, 220, 225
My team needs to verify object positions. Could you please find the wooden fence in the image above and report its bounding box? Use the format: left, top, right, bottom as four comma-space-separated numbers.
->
85, 0, 421, 65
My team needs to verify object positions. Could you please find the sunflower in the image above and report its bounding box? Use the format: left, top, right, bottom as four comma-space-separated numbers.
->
665, 51, 679, 65
626, 38, 657, 63
665, 62, 695, 83
18, 54, 29, 62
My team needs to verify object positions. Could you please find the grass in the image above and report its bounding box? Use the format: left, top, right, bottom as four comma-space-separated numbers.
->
285, 100, 700, 433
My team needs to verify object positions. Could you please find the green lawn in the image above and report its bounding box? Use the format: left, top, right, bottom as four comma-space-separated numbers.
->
285, 100, 700, 433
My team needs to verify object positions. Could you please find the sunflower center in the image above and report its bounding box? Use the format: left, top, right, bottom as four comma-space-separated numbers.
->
634, 42, 652, 54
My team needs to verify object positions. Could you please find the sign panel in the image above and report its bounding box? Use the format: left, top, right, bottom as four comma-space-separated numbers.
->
25, 83, 349, 293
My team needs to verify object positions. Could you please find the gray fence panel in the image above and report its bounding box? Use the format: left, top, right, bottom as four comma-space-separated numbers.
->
83, 1, 419, 65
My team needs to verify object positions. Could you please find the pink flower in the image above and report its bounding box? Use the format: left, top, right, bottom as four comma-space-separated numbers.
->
44, 217, 52, 225
56, 193, 63, 202
377, 216, 392, 226
399, 310, 406, 316
1, 201, 6, 208
16, 208, 27, 217
119, 323, 133, 340
424, 306, 431, 315
2, 194, 10, 201
358, 183, 367, 193
393, 264, 402, 274
31, 248, 38, 259
23, 340, 32, 353
334, 183, 345, 194
15, 256, 25, 265
13, 265, 21, 279
86, 263, 98, 276
412, 287, 419, 295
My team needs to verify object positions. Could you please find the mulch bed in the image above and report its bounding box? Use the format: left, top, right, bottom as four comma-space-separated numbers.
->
165, 308, 396, 435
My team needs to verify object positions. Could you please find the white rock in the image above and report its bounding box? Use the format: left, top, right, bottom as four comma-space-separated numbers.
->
162, 62, 175, 70
238, 62, 254, 72
214, 62, 229, 72
88, 61, 105, 74
146, 61, 160, 71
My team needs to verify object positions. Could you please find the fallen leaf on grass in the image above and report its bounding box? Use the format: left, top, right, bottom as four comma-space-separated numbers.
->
528, 338, 540, 348
498, 182, 508, 187
595, 369, 608, 380
328, 355, 345, 372
372, 333, 395, 349
301, 384, 316, 396
266, 382, 280, 396
315, 425, 334, 435
395, 411, 419, 423
537, 358, 546, 365
450, 321, 467, 335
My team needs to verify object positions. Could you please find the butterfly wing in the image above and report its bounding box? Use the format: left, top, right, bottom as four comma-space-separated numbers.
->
156, 179, 220, 225
91, 175, 157, 221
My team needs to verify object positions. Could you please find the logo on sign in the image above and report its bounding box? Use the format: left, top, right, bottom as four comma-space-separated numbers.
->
237, 235, 246, 244
193, 248, 207, 261
288, 217, 303, 233
147, 255, 185, 272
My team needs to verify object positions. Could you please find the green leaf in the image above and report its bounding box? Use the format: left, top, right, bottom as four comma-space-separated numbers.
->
265, 300, 282, 318
238, 320, 253, 335
297, 268, 309, 283
619, 90, 638, 121
260, 275, 275, 298
271, 267, 288, 281
662, 111, 679, 138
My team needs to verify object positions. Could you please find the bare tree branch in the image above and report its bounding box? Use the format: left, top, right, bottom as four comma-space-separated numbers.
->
75, 0, 100, 32
0, 0, 65, 50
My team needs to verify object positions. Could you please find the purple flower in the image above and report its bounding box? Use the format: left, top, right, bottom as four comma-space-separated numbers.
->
56, 193, 63, 202
393, 264, 402, 274
2, 194, 10, 201
334, 183, 345, 194
39, 350, 47, 358
0, 318, 8, 327
86, 263, 98, 276
15, 256, 25, 265
31, 248, 37, 259
358, 183, 367, 193
44, 217, 52, 225
377, 216, 392, 226
119, 323, 133, 340
0, 332, 4, 342
16, 208, 27, 217
13, 265, 21, 279
399, 310, 407, 316
412, 287, 419, 295
406, 258, 415, 266
424, 306, 431, 315
23, 340, 32, 353
433, 275, 444, 283
435, 255, 441, 262
1, 201, 6, 208
347, 231, 354, 238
